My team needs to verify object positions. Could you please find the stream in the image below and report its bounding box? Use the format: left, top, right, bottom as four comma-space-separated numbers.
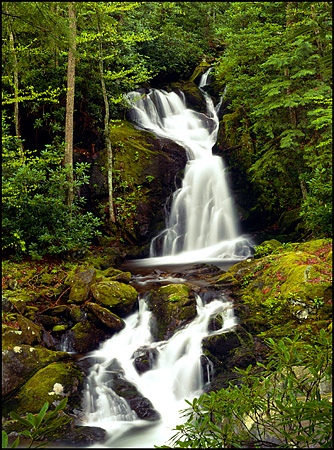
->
78, 68, 253, 447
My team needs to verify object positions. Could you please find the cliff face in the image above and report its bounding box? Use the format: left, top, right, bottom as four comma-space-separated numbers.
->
87, 120, 187, 252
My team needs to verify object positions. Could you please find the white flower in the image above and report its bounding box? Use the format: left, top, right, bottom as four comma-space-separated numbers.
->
13, 346, 21, 353
52, 383, 64, 395
29, 348, 35, 352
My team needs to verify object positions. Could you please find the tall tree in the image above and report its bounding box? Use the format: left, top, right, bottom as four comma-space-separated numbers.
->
96, 10, 115, 223
64, 1, 76, 207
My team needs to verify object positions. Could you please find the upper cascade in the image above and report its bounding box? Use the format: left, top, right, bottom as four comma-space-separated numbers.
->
126, 69, 253, 262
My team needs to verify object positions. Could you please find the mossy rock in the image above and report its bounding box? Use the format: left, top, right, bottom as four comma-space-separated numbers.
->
214, 272, 239, 286
254, 239, 282, 258
238, 240, 332, 333
2, 345, 69, 398
146, 284, 197, 341
278, 208, 302, 233
66, 267, 97, 304
96, 267, 132, 284
69, 305, 87, 323
91, 281, 138, 317
2, 315, 43, 349
66, 320, 107, 353
6, 361, 83, 415
85, 302, 125, 332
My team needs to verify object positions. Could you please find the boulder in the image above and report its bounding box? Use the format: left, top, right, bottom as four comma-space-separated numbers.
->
91, 281, 138, 317
65, 321, 108, 353
85, 302, 125, 332
66, 267, 97, 304
132, 346, 159, 374
4, 361, 83, 415
146, 284, 197, 341
2, 345, 69, 399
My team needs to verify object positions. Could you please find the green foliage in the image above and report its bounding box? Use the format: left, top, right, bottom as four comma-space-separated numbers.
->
2, 397, 68, 449
214, 2, 332, 230
160, 329, 332, 448
2, 118, 102, 258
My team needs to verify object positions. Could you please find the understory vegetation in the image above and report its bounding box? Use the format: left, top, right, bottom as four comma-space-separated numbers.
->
159, 329, 332, 448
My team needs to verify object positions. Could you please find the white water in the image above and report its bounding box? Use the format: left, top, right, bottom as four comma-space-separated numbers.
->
126, 68, 253, 264
82, 294, 237, 448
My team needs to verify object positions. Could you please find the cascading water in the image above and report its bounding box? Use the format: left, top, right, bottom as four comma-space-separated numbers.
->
79, 68, 251, 448
125, 67, 253, 265
81, 293, 237, 448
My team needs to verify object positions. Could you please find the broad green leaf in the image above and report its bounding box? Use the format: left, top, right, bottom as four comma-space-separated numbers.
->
2, 431, 8, 449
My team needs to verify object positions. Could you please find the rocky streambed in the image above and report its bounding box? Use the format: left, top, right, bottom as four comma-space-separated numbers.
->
2, 238, 332, 447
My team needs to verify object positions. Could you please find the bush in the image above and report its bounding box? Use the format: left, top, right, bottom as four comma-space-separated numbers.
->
2, 126, 102, 259
161, 328, 332, 448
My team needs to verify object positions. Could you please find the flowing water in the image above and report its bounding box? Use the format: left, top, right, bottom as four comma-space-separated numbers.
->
125, 67, 253, 266
82, 294, 237, 448
80, 69, 253, 447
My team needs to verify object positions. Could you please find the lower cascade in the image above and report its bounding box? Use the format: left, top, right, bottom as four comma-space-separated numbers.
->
126, 67, 253, 265
81, 294, 237, 448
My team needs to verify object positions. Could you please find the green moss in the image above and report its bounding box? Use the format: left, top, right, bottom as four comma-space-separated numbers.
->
238, 240, 332, 336
11, 361, 83, 414
91, 281, 138, 316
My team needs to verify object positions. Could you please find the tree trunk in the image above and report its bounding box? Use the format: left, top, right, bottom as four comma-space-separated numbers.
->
64, 2, 76, 207
6, 8, 24, 159
97, 13, 115, 223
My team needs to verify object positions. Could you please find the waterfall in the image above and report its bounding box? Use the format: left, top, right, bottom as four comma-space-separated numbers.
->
81, 294, 237, 448
126, 68, 253, 264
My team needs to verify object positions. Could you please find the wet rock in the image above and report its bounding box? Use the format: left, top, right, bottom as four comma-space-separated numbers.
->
133, 346, 158, 374
146, 284, 197, 341
202, 325, 253, 366
85, 302, 125, 331
91, 281, 138, 317
59, 426, 107, 447
111, 375, 160, 421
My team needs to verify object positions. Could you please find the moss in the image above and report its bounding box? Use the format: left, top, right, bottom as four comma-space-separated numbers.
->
9, 361, 83, 414
237, 240, 332, 336
90, 281, 138, 316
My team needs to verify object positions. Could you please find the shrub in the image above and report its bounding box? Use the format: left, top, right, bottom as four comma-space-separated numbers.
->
160, 328, 332, 448
2, 125, 102, 259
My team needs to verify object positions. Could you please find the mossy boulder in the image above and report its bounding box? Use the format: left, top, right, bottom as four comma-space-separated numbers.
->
169, 80, 207, 112
96, 267, 131, 283
66, 267, 97, 304
85, 302, 125, 332
278, 208, 302, 234
2, 315, 43, 349
146, 284, 197, 341
66, 321, 108, 353
2, 345, 69, 398
254, 239, 282, 258
5, 361, 83, 415
91, 281, 138, 317
234, 239, 332, 335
